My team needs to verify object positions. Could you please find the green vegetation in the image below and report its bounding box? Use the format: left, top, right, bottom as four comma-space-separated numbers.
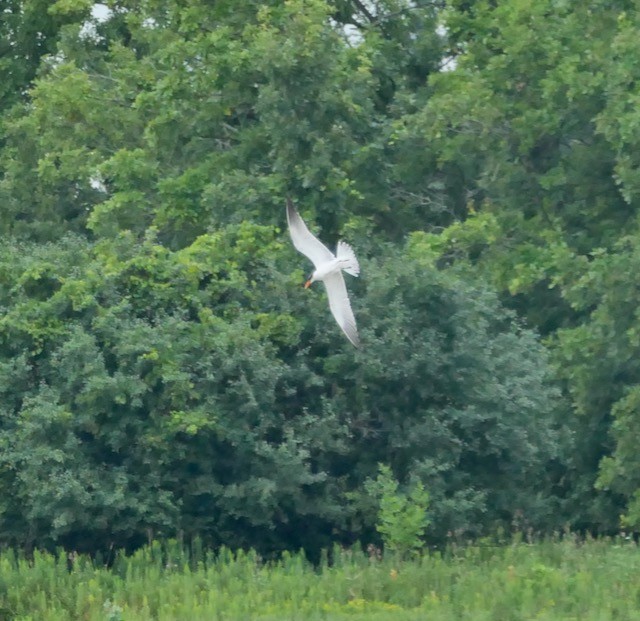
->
2, 0, 640, 561
366, 464, 431, 558
1, 538, 639, 620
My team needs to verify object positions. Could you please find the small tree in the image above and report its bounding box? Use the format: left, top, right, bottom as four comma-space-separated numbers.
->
366, 464, 430, 558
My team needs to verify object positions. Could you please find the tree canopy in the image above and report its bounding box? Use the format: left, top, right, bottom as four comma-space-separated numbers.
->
1, 0, 639, 554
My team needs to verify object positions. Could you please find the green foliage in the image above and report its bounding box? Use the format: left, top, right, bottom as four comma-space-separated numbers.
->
3, 0, 625, 554
0, 538, 639, 620
0, 226, 324, 551
413, 0, 640, 532
0, 0, 92, 112
0, 0, 446, 245
366, 464, 430, 557
0, 223, 563, 552
351, 247, 563, 541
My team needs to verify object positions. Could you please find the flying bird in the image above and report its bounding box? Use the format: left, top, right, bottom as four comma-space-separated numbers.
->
286, 199, 360, 347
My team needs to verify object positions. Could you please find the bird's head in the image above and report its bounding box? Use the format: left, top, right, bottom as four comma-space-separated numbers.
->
304, 273, 315, 288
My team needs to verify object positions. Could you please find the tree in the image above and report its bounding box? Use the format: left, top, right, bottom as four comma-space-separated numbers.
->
1, 0, 447, 245
0, 0, 94, 112
0, 226, 564, 552
408, 0, 638, 532
365, 464, 431, 557
0, 0, 570, 554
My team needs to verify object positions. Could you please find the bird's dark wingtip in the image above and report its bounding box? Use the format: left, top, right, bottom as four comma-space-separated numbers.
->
285, 197, 296, 221
347, 331, 360, 348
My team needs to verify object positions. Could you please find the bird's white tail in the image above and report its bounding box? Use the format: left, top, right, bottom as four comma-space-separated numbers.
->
337, 241, 360, 277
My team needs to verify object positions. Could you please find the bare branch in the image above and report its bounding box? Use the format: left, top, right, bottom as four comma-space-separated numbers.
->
351, 0, 377, 23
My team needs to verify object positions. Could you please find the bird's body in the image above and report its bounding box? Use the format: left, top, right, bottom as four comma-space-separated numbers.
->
310, 255, 355, 281
309, 257, 343, 281
286, 200, 360, 347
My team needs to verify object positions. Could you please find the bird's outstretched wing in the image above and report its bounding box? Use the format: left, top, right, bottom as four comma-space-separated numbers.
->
323, 271, 359, 347
286, 199, 334, 269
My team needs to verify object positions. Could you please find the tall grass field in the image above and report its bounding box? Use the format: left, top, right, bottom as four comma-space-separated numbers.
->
1, 537, 639, 620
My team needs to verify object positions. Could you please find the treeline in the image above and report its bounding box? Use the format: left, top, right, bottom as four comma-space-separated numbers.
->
0, 0, 638, 555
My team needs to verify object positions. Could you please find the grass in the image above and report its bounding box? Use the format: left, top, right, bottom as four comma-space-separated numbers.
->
1, 536, 640, 620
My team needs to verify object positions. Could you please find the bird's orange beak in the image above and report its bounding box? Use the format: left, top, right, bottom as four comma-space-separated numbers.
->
304, 280, 312, 289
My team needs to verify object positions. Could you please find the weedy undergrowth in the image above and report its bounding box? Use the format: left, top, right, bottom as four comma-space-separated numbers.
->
0, 536, 638, 620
